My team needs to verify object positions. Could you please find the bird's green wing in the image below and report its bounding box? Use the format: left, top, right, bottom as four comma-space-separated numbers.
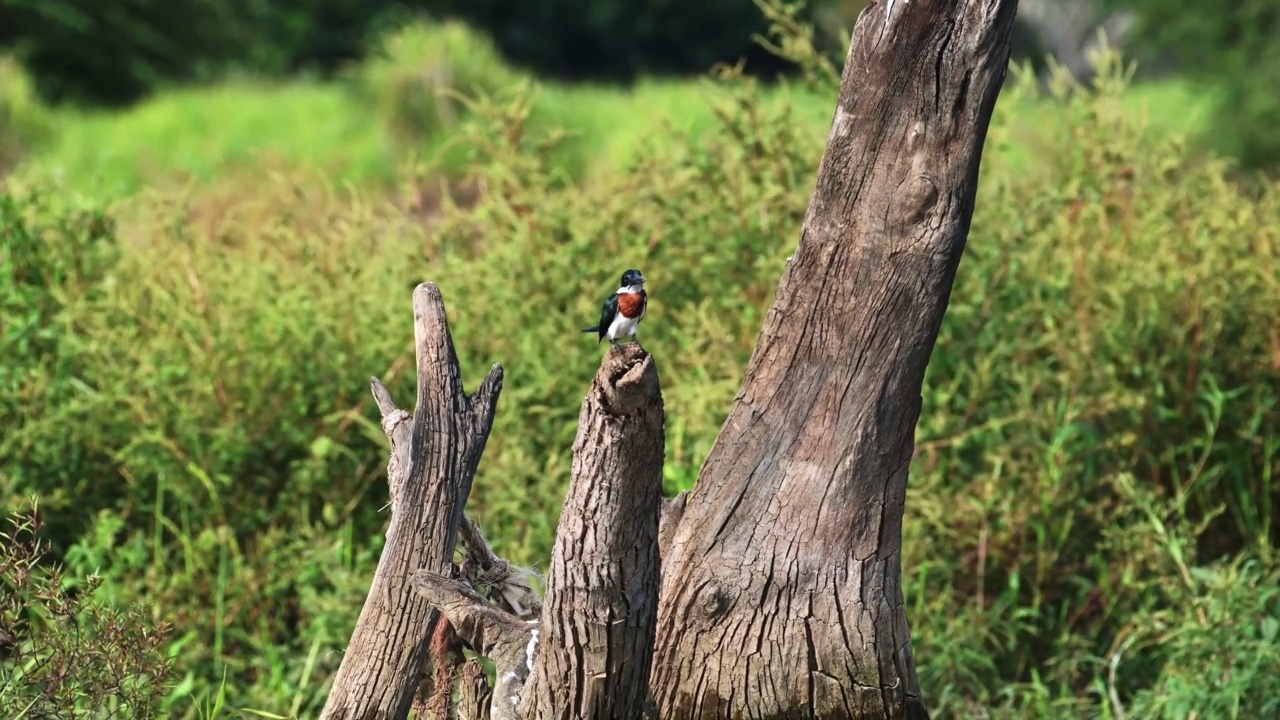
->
597, 294, 619, 339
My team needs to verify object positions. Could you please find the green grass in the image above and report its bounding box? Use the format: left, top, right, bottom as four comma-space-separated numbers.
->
7, 29, 1216, 205
2, 18, 1277, 720
16, 73, 1208, 198
15, 80, 397, 200
15, 73, 822, 200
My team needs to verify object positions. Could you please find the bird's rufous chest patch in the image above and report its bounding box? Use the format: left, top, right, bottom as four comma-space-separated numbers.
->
617, 291, 646, 319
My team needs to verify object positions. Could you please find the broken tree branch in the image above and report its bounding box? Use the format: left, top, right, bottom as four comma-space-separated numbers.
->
320, 283, 503, 720
522, 343, 666, 719
409, 569, 536, 720
410, 571, 536, 660
458, 514, 542, 620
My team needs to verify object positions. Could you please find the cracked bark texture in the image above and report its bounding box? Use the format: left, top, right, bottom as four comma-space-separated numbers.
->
319, 283, 503, 720
523, 343, 665, 719
649, 0, 1018, 717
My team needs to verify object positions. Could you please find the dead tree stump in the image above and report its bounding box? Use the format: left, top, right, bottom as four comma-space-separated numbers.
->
320, 0, 1018, 717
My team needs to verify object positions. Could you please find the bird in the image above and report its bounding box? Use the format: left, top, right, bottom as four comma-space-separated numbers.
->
582, 268, 648, 348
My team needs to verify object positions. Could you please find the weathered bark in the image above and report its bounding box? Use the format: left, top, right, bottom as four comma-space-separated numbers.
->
522, 343, 665, 719
329, 0, 1017, 716
648, 0, 1018, 717
410, 568, 536, 719
320, 283, 503, 720
458, 659, 494, 719
457, 513, 543, 620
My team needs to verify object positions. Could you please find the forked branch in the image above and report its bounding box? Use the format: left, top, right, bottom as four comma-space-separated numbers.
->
320, 283, 503, 720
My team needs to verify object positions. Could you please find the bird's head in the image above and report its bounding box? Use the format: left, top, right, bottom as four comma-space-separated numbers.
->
619, 268, 646, 290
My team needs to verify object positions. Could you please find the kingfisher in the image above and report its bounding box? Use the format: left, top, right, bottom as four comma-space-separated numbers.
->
582, 268, 648, 348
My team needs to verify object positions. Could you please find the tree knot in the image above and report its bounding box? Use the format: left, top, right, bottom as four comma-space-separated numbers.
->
900, 174, 939, 225
698, 584, 733, 619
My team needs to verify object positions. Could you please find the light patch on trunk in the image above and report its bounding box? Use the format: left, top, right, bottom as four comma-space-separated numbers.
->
524, 628, 540, 671
884, 0, 908, 30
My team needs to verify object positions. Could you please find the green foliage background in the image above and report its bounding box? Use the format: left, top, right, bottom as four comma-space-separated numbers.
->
0, 0, 832, 106
1116, 0, 1280, 170
2, 7, 1280, 720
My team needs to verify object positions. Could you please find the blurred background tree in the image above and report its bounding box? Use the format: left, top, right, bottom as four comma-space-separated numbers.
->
0, 0, 838, 107
1106, 0, 1280, 170
0, 0, 405, 105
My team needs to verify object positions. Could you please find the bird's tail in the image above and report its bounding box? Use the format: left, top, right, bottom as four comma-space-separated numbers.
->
581, 325, 599, 333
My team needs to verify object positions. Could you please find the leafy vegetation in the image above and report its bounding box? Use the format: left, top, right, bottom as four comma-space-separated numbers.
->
2, 9, 1278, 720
1115, 0, 1280, 170
1, 502, 173, 718
0, 0, 840, 107
0, 55, 52, 174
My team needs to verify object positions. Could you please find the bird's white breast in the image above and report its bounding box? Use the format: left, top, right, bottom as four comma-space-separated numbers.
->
607, 308, 640, 340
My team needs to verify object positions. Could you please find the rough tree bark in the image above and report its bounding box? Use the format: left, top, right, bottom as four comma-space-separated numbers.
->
521, 345, 665, 719
649, 1, 1017, 715
324, 0, 1018, 717
319, 284, 503, 720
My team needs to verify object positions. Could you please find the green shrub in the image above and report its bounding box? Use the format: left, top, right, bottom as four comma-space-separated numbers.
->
907, 55, 1280, 716
0, 55, 52, 173
1116, 477, 1280, 719
350, 19, 515, 149
0, 501, 173, 717
0, 184, 119, 544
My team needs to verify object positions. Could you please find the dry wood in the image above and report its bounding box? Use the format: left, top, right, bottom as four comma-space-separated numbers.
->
458, 513, 542, 620
648, 0, 1018, 716
522, 343, 665, 719
319, 283, 503, 720
411, 567, 536, 720
458, 659, 494, 720
326, 0, 1016, 715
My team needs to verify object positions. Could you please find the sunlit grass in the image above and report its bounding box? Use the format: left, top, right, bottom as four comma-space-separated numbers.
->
10, 47, 1213, 206
15, 79, 396, 200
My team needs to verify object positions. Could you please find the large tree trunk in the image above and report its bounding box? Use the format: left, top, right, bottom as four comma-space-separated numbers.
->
321, 0, 1017, 717
650, 0, 1017, 715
